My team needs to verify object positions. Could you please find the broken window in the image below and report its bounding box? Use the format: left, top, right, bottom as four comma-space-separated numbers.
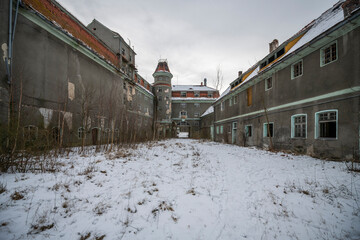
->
321, 42, 337, 66
291, 114, 307, 138
268, 55, 275, 64
265, 77, 273, 90
260, 61, 267, 69
245, 125, 252, 137
276, 48, 285, 58
316, 110, 337, 139
180, 111, 187, 118
78, 127, 85, 139
292, 60, 303, 79
263, 123, 274, 137
23, 125, 38, 142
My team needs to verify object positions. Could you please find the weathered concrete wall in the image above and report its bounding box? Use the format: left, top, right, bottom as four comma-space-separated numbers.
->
5, 6, 153, 146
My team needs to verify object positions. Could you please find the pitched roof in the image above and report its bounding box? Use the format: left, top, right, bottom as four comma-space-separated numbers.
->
201, 106, 214, 117
229, 0, 350, 93
154, 60, 171, 73
172, 85, 217, 91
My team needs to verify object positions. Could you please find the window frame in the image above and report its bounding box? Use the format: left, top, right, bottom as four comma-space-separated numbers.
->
220, 101, 224, 111
216, 126, 219, 134
78, 127, 86, 139
315, 109, 338, 140
291, 59, 303, 79
245, 125, 252, 137
265, 77, 273, 91
194, 91, 200, 97
220, 125, 224, 134
194, 112, 200, 118
320, 41, 338, 67
181, 92, 186, 97
291, 114, 307, 139
263, 122, 274, 138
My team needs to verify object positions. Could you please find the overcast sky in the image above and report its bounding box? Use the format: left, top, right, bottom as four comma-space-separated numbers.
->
57, 0, 338, 93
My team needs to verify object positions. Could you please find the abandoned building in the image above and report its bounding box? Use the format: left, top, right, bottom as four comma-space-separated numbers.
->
0, 0, 218, 148
202, 0, 360, 160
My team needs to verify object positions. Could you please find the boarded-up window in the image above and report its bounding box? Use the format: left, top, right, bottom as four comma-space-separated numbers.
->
247, 87, 252, 106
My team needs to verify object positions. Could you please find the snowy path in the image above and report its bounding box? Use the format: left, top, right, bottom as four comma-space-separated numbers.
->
0, 139, 359, 239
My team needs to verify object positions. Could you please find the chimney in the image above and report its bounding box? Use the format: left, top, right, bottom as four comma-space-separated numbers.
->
342, 0, 360, 18
238, 71, 242, 77
269, 39, 279, 53
204, 78, 207, 86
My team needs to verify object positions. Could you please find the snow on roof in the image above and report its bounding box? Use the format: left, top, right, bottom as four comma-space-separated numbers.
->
201, 106, 214, 117
172, 85, 217, 91
231, 0, 346, 92
217, 86, 231, 102
172, 97, 216, 101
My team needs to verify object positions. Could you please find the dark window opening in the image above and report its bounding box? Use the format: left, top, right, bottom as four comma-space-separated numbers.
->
294, 116, 306, 138
268, 55, 275, 64
276, 48, 285, 58
260, 61, 267, 69
265, 123, 274, 137
319, 111, 337, 138
245, 126, 252, 137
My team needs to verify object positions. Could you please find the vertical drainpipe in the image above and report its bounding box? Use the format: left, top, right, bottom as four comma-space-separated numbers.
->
7, 0, 13, 85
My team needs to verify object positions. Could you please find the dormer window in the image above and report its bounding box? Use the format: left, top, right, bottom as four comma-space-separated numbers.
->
276, 48, 285, 58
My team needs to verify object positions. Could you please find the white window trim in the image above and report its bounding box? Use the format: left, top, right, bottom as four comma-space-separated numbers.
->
216, 126, 219, 134
229, 98, 233, 107
263, 122, 274, 138
291, 114, 307, 139
245, 124, 253, 137
320, 40, 338, 67
291, 59, 303, 80
232, 122, 237, 130
220, 125, 224, 134
314, 109, 338, 140
265, 77, 273, 91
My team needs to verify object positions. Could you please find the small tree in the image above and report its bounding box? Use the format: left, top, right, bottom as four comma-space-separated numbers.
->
213, 65, 224, 92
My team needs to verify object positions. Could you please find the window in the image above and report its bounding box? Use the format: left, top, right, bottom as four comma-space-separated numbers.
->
220, 101, 224, 111
52, 127, 60, 143
158, 87, 162, 92
181, 103, 186, 108
263, 123, 274, 137
291, 114, 307, 138
321, 41, 337, 66
24, 125, 38, 141
245, 125, 252, 137
181, 92, 186, 97
123, 82, 126, 90
315, 110, 337, 139
208, 92, 213, 98
216, 126, 219, 134
291, 60, 303, 79
229, 98, 233, 106
268, 55, 275, 64
276, 48, 285, 58
158, 96, 162, 101
194, 122, 199, 126
247, 87, 252, 106
194, 112, 200, 118
232, 122, 237, 130
234, 95, 238, 104
220, 125, 224, 134
180, 111, 187, 118
265, 77, 272, 90
194, 103, 200, 108
78, 127, 85, 139
194, 92, 200, 97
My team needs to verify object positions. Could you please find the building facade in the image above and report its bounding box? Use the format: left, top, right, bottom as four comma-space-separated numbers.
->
209, 0, 360, 160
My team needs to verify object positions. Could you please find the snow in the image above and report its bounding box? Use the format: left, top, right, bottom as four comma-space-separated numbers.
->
178, 132, 189, 138
217, 86, 231, 102
230, 1, 346, 93
172, 85, 217, 92
172, 97, 215, 101
0, 139, 359, 239
201, 106, 214, 117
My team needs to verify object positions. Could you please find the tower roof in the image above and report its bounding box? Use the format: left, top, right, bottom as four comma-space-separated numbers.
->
154, 59, 171, 73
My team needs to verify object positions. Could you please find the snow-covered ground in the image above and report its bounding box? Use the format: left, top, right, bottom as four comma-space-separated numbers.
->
0, 139, 359, 240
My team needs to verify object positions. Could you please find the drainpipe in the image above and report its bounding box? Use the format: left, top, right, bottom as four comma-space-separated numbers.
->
6, 0, 21, 85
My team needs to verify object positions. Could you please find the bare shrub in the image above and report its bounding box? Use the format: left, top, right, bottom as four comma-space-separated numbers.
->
0, 183, 6, 194
11, 191, 24, 200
